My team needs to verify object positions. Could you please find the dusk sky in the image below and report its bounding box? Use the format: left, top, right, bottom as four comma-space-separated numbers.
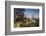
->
14, 8, 39, 18
24, 9, 39, 18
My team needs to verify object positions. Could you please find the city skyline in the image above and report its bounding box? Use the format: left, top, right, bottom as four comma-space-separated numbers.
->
24, 9, 39, 18
14, 8, 39, 27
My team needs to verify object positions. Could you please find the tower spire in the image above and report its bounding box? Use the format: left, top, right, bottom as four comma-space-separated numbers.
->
32, 11, 34, 19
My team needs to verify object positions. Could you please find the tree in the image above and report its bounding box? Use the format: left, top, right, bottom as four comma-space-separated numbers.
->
14, 8, 25, 27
